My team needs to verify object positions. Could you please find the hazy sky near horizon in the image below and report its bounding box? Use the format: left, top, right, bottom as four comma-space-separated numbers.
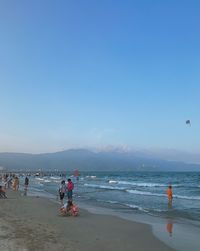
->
0, 0, 200, 154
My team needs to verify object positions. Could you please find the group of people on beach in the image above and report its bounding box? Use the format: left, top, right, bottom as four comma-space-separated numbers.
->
1, 172, 173, 223
1, 173, 20, 191
58, 178, 79, 216
0, 173, 29, 198
0, 173, 78, 216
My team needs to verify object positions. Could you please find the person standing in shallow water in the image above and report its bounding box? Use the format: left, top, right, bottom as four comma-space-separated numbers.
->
167, 185, 173, 206
58, 180, 67, 206
67, 178, 74, 202
24, 176, 29, 196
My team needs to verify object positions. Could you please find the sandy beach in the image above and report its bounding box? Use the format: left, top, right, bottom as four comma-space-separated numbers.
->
0, 190, 176, 251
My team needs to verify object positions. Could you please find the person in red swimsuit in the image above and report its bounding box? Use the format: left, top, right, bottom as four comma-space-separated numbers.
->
167, 185, 173, 205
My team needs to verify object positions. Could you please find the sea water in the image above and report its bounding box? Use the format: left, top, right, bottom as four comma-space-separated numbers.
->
26, 171, 200, 222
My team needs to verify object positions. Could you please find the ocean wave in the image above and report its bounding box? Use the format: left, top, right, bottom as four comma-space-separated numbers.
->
173, 195, 200, 200
35, 177, 45, 181
50, 177, 61, 180
108, 180, 181, 187
124, 203, 149, 213
96, 199, 119, 204
126, 189, 200, 201
84, 183, 125, 190
152, 208, 168, 213
126, 189, 165, 197
83, 183, 198, 199
35, 177, 53, 184
43, 179, 51, 183
52, 180, 62, 183
108, 180, 118, 184
119, 181, 167, 187
91, 198, 149, 213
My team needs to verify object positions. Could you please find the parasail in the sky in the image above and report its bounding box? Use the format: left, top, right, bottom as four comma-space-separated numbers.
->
186, 120, 191, 126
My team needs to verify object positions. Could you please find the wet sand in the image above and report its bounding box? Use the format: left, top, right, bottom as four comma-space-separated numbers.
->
0, 190, 176, 251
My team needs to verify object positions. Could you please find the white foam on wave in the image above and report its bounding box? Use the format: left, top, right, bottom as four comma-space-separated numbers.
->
84, 183, 125, 190
43, 179, 51, 183
50, 177, 61, 180
108, 180, 118, 184
108, 180, 181, 188
153, 208, 168, 213
124, 203, 149, 213
126, 189, 200, 201
126, 189, 165, 197
174, 195, 200, 201
35, 178, 44, 181
93, 198, 148, 213
96, 199, 119, 204
119, 181, 167, 187
35, 177, 53, 183
122, 181, 182, 187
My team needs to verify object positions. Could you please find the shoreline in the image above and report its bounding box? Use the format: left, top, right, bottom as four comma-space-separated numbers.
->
74, 199, 200, 251
0, 190, 176, 251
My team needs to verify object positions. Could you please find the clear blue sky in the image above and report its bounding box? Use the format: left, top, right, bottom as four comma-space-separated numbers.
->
0, 0, 200, 153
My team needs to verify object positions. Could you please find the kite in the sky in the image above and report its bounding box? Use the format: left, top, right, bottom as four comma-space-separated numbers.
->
186, 120, 191, 126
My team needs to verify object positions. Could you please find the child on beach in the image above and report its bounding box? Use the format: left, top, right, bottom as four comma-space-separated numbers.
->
60, 203, 68, 215
60, 200, 79, 216
167, 185, 173, 205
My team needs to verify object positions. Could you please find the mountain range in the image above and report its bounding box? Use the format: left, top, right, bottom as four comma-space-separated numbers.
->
0, 149, 200, 172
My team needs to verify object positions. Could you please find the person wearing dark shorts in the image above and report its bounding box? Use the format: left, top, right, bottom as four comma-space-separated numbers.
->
58, 180, 67, 205
60, 192, 65, 200
67, 190, 73, 201
24, 176, 29, 196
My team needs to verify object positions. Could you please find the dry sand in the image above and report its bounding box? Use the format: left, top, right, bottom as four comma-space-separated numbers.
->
0, 190, 176, 251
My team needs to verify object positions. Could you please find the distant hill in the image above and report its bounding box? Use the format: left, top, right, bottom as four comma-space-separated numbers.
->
0, 149, 200, 172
